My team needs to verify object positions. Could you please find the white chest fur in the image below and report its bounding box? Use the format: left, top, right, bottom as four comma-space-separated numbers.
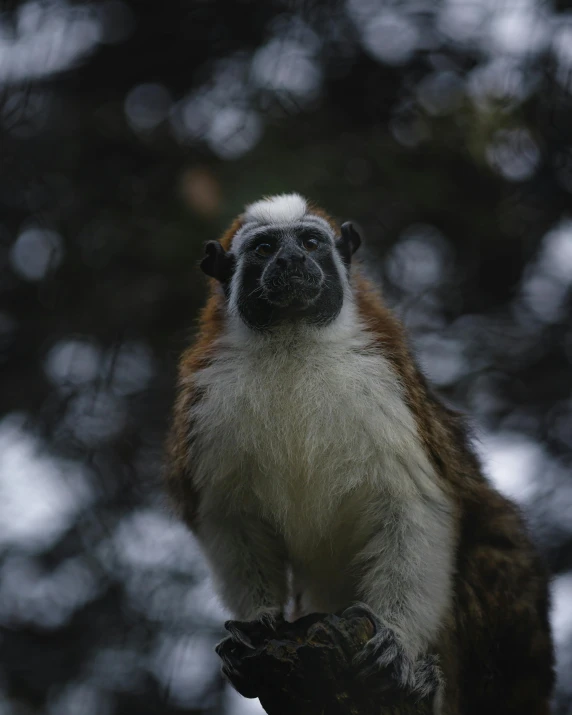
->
190, 313, 448, 554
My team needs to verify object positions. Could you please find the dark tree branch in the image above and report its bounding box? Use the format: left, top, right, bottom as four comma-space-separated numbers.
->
216, 612, 436, 715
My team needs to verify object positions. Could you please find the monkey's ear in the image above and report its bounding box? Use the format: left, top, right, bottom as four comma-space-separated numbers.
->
336, 222, 362, 265
201, 241, 235, 283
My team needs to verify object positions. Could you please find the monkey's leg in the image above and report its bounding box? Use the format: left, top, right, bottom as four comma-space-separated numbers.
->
196, 512, 288, 623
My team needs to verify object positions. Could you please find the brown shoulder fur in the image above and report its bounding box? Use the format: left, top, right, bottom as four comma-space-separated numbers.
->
164, 216, 242, 527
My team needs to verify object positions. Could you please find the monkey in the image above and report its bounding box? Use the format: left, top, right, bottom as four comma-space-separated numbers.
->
165, 194, 554, 714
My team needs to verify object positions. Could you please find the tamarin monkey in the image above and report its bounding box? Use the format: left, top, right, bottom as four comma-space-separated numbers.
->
165, 194, 554, 714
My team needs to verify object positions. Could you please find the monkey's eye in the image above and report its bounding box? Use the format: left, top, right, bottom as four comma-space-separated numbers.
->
255, 243, 275, 257
302, 236, 319, 252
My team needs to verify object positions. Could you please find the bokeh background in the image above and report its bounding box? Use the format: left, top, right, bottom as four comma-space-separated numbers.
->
1, 0, 572, 712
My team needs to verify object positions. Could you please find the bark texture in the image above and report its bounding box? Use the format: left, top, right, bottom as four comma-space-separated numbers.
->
216, 612, 436, 715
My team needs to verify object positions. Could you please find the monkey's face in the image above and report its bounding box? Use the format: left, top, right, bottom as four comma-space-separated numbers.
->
234, 225, 347, 328
201, 196, 361, 331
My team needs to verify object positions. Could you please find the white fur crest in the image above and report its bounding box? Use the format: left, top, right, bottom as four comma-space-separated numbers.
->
230, 193, 335, 253
244, 193, 307, 225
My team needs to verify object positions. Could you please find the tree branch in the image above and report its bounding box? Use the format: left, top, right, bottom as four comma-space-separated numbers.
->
216, 611, 436, 715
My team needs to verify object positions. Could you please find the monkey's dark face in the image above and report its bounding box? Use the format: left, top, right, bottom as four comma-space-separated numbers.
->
201, 211, 361, 332
234, 226, 347, 329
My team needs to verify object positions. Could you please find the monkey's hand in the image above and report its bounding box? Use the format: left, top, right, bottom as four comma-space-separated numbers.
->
342, 604, 442, 700
223, 609, 284, 651
216, 614, 284, 699
216, 610, 375, 708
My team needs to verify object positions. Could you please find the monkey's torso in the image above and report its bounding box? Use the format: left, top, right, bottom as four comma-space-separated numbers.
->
166, 196, 554, 715
191, 314, 454, 623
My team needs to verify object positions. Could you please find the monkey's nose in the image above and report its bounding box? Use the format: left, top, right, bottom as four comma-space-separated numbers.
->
276, 252, 306, 269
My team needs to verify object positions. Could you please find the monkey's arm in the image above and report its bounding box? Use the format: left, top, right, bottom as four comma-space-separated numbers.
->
165, 378, 288, 622
196, 508, 289, 622
349, 496, 454, 696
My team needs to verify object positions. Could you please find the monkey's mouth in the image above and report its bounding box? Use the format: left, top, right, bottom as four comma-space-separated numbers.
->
262, 270, 323, 308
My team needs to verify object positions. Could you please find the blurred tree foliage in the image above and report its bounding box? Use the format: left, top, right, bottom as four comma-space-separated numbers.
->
1, 0, 572, 713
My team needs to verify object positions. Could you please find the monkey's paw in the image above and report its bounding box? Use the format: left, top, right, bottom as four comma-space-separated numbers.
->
223, 609, 284, 650
216, 611, 285, 698
342, 604, 442, 700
